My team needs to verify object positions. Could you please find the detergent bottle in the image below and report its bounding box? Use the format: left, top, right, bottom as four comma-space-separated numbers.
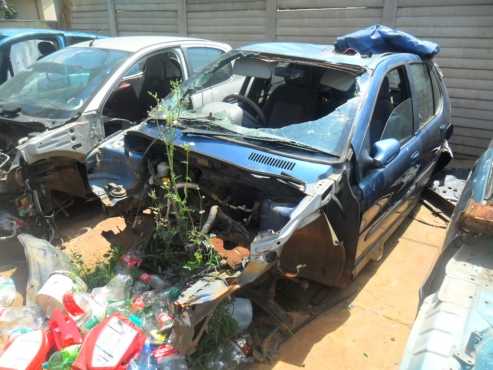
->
0, 329, 51, 370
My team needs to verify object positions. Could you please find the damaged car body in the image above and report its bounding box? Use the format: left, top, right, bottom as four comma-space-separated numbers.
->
400, 141, 493, 370
0, 36, 230, 239
87, 42, 453, 354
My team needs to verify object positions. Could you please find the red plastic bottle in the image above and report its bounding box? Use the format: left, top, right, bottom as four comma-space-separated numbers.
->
0, 329, 51, 370
72, 313, 146, 370
48, 308, 82, 350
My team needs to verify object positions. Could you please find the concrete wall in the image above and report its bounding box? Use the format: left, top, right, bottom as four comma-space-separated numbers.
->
67, 0, 493, 160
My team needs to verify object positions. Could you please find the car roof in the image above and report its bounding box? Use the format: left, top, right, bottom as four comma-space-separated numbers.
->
239, 42, 422, 70
0, 28, 100, 39
74, 36, 219, 53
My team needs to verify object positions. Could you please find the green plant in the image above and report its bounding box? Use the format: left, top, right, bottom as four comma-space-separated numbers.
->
70, 244, 123, 289
144, 81, 221, 275
0, 0, 16, 19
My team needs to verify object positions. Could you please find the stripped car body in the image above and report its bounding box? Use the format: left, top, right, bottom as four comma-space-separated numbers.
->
401, 141, 493, 370
87, 41, 453, 353
0, 36, 230, 238
0, 28, 102, 84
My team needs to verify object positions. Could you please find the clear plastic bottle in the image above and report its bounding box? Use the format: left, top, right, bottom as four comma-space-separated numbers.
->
91, 273, 132, 305
63, 292, 106, 333
154, 345, 188, 370
0, 306, 44, 332
139, 273, 170, 291
0, 276, 16, 307
129, 341, 157, 370
43, 344, 80, 370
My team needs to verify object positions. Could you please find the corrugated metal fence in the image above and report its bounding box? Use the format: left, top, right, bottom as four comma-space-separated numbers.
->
68, 0, 493, 160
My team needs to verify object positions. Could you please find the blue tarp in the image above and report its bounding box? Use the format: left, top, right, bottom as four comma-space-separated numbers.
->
335, 25, 439, 59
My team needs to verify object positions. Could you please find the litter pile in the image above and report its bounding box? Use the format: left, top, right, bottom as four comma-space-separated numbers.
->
0, 234, 254, 370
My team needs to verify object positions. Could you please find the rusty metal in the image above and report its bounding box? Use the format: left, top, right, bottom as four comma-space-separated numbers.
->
460, 200, 493, 235
210, 237, 250, 270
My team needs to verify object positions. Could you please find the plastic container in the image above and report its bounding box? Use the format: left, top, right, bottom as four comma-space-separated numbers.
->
0, 277, 16, 308
36, 271, 87, 317
0, 329, 51, 370
227, 298, 253, 333
153, 345, 188, 370
48, 308, 82, 350
43, 344, 81, 370
72, 313, 146, 370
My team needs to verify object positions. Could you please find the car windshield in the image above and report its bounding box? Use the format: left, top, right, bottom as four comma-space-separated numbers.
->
164, 50, 362, 157
0, 47, 129, 120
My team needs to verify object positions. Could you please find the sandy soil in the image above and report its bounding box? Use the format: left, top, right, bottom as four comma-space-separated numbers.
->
0, 201, 447, 369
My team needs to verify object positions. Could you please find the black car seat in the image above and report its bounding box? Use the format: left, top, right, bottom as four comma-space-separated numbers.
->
263, 69, 319, 129
369, 77, 393, 144
139, 55, 170, 116
37, 41, 57, 60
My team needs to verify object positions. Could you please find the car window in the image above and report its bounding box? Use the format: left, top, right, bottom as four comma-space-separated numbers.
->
429, 65, 443, 114
369, 66, 414, 144
409, 63, 434, 128
186, 47, 224, 75
9, 38, 59, 77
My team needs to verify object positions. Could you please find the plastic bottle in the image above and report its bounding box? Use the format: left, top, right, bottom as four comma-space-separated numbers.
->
116, 250, 143, 275
91, 273, 132, 305
43, 344, 80, 370
153, 345, 188, 370
0, 306, 44, 332
72, 313, 146, 370
0, 276, 16, 307
63, 292, 106, 333
0, 329, 51, 370
129, 341, 157, 370
139, 273, 169, 291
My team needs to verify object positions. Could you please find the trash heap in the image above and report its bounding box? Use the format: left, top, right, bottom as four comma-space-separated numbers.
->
0, 234, 254, 370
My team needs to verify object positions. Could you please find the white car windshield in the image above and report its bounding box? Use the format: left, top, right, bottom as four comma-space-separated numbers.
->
163, 51, 362, 157
0, 47, 129, 121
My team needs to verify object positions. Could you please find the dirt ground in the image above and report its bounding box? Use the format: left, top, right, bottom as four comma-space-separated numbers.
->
0, 201, 447, 369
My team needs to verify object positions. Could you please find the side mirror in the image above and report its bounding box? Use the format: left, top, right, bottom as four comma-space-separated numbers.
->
371, 138, 400, 168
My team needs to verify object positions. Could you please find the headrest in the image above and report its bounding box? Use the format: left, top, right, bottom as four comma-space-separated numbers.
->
144, 56, 165, 79
38, 41, 57, 57
232, 58, 272, 79
320, 69, 355, 92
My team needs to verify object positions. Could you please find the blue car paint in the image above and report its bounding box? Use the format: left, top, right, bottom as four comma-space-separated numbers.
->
0, 28, 103, 84
87, 39, 450, 278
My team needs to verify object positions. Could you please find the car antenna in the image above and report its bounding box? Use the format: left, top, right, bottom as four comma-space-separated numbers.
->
89, 39, 95, 47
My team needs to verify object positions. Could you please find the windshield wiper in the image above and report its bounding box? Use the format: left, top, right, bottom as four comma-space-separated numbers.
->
181, 128, 337, 156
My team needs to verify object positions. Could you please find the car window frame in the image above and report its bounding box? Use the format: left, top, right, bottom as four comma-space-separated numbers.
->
407, 62, 436, 130
183, 46, 226, 76
428, 63, 444, 118
368, 64, 416, 147
6, 35, 62, 78
97, 46, 187, 118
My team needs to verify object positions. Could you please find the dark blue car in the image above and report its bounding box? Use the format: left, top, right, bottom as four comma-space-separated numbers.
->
0, 28, 102, 84
87, 40, 453, 292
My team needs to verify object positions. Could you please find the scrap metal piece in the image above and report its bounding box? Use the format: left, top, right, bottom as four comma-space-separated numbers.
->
209, 237, 250, 270
460, 200, 493, 235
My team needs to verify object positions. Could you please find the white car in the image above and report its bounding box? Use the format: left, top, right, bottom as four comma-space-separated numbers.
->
0, 36, 229, 234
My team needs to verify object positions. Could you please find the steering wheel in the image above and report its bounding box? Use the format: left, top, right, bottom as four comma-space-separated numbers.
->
223, 94, 266, 126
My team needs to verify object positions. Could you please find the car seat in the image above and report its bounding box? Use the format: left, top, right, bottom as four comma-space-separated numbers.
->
263, 68, 319, 128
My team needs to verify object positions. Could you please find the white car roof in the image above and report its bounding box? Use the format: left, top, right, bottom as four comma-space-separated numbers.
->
73, 36, 225, 53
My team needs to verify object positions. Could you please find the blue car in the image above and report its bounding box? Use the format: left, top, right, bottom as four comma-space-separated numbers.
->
87, 36, 453, 349
0, 28, 102, 84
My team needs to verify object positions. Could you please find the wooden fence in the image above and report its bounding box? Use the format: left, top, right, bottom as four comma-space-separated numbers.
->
68, 0, 493, 160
